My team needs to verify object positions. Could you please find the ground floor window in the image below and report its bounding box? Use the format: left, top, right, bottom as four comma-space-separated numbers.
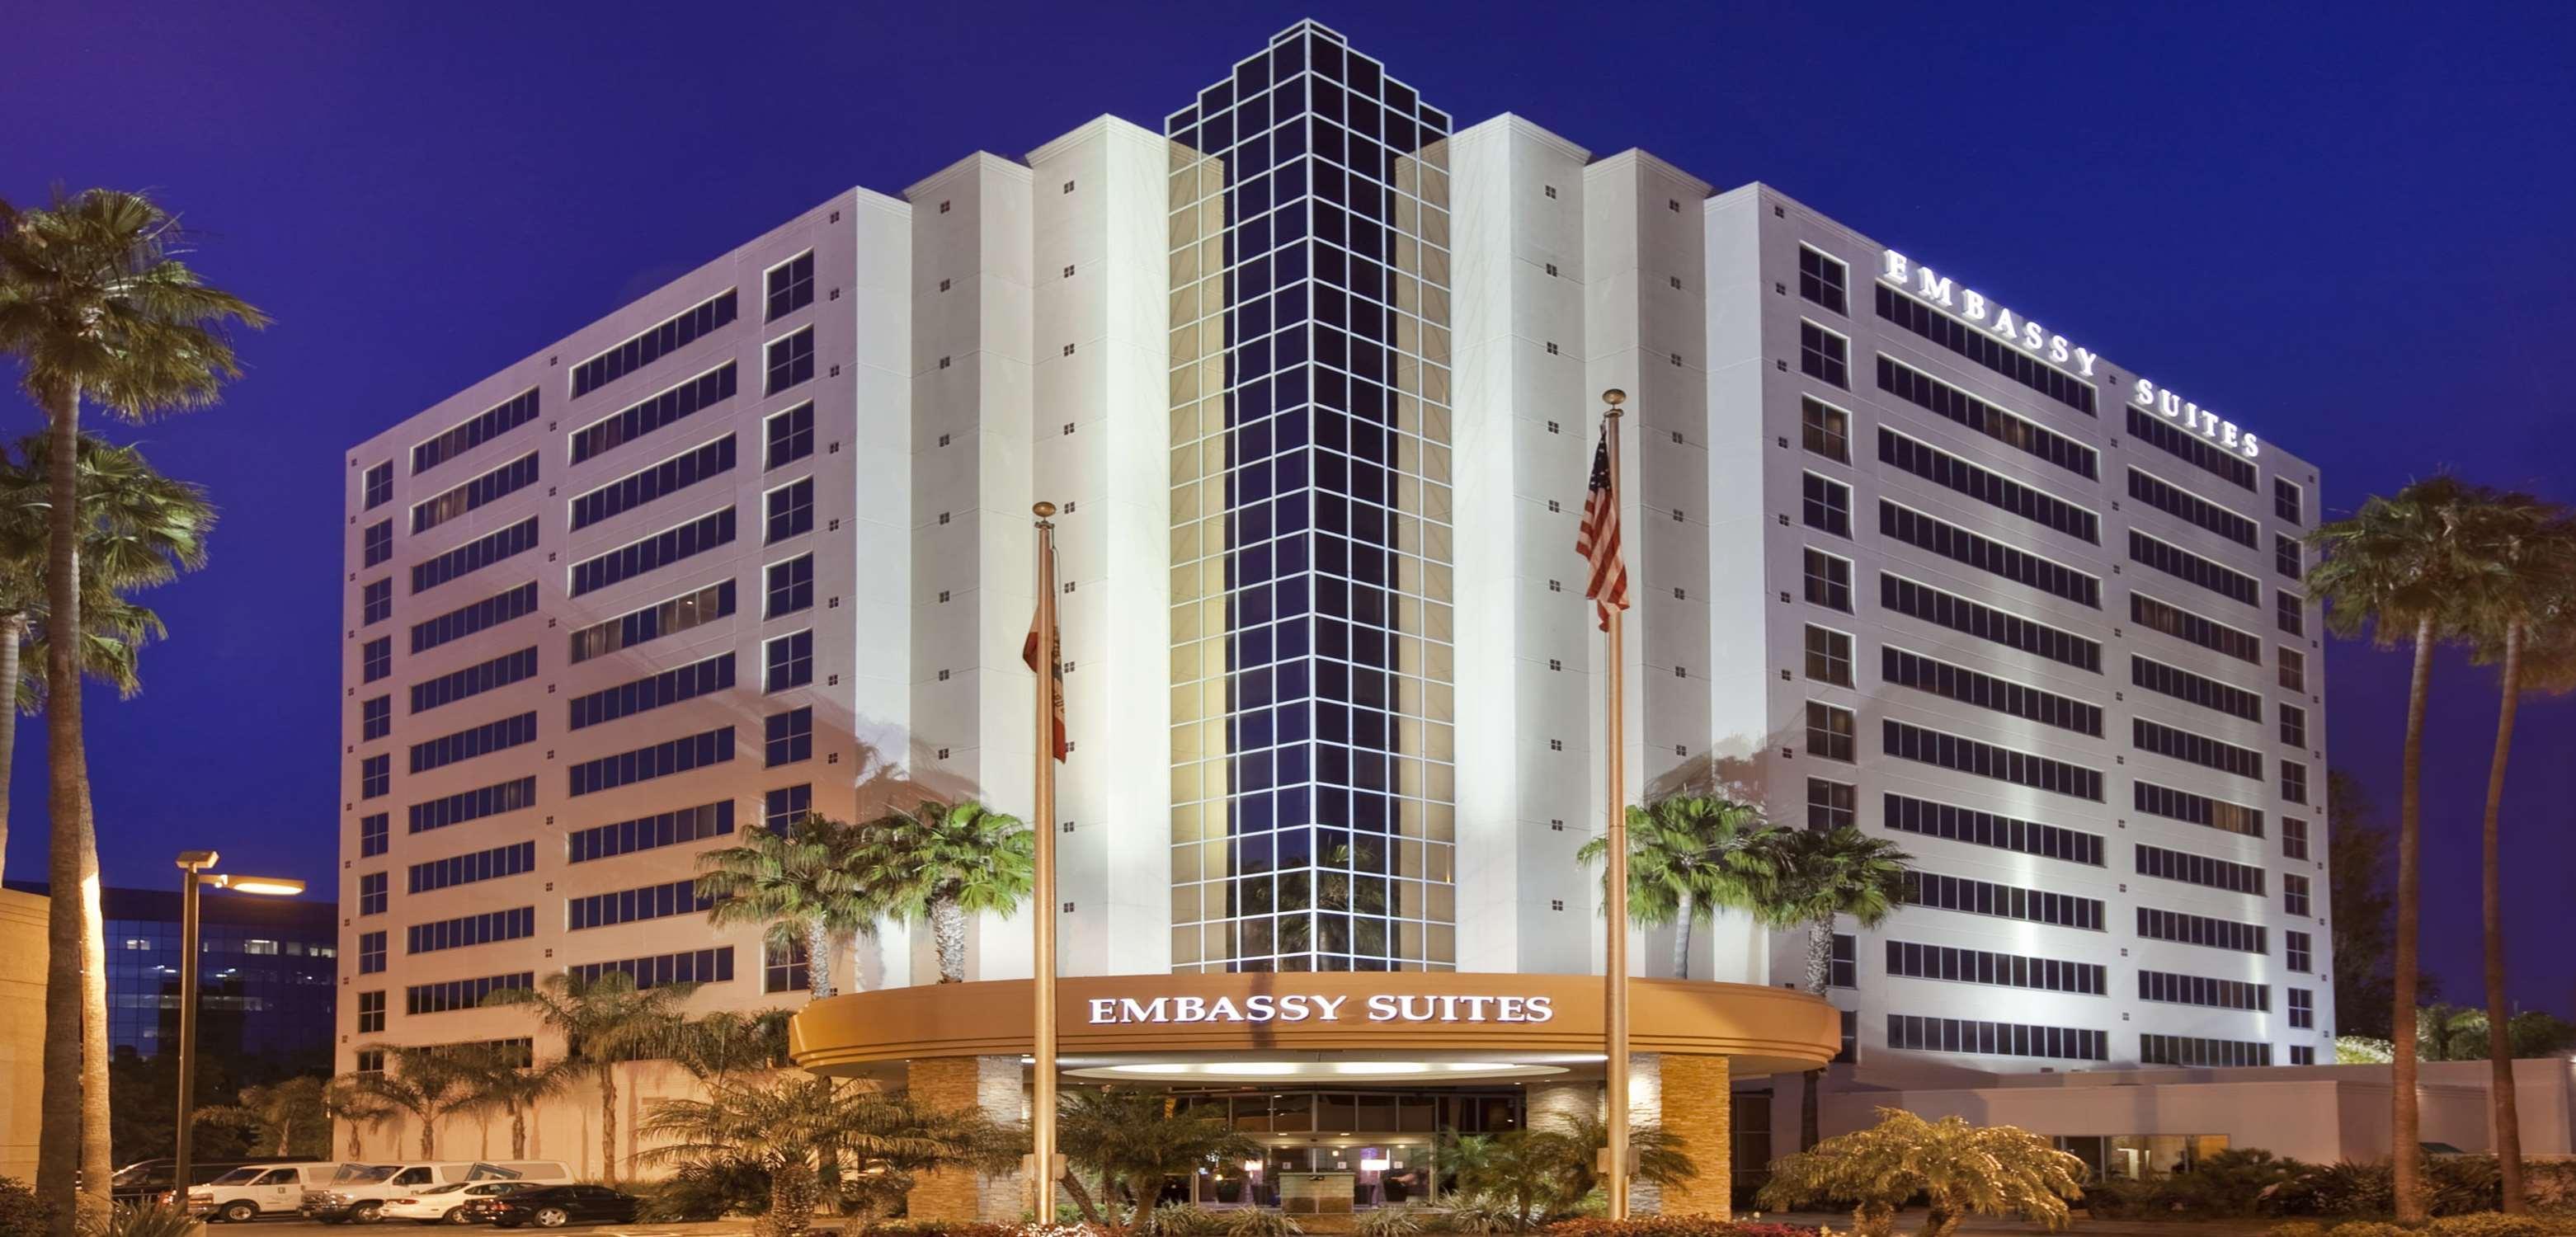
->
2054, 1133, 2233, 1180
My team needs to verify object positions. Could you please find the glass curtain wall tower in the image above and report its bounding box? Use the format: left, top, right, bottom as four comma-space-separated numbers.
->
1165, 22, 1461, 972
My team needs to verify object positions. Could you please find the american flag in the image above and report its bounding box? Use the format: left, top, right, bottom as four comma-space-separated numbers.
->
1023, 610, 1068, 762
1576, 421, 1630, 631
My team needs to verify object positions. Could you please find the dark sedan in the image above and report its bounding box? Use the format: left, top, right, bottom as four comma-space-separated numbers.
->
487, 1185, 640, 1229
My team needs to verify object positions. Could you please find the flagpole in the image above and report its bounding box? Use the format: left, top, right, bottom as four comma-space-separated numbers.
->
1600, 389, 1632, 1221
1029, 501, 1061, 1219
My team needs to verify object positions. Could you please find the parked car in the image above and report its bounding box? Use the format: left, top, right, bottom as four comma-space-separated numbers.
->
188, 1162, 345, 1222
110, 1156, 307, 1207
487, 1186, 640, 1229
382, 1181, 538, 1225
304, 1162, 573, 1224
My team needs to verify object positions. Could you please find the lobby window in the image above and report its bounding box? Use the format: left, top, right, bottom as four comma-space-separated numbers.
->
1801, 397, 1850, 463
765, 707, 813, 767
2274, 477, 2304, 524
361, 637, 392, 684
1804, 624, 1854, 688
1830, 933, 1857, 988
358, 872, 387, 916
765, 630, 814, 692
1806, 701, 1855, 763
2281, 703, 2308, 749
362, 520, 393, 568
765, 251, 815, 322
765, 784, 812, 831
2276, 590, 2305, 637
362, 578, 392, 626
1806, 778, 1855, 830
1803, 548, 1853, 612
1797, 245, 1848, 315
360, 755, 389, 800
2285, 873, 2313, 917
360, 812, 389, 858
1801, 473, 1852, 538
2291, 1045, 2317, 1065
765, 402, 815, 470
2289, 987, 2315, 1029
765, 477, 814, 543
2275, 534, 2302, 580
356, 990, 384, 1035
2278, 647, 2307, 693
362, 461, 394, 510
358, 930, 386, 975
763, 939, 810, 994
764, 327, 815, 396
765, 554, 813, 618
1799, 320, 1850, 389
360, 695, 391, 741
2282, 760, 2310, 805
2286, 929, 2314, 972
2282, 817, 2310, 860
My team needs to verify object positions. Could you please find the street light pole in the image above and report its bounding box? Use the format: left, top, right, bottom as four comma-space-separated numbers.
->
171, 851, 304, 1205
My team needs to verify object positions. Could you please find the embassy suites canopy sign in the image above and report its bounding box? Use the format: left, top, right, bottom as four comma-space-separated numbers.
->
1880, 250, 2262, 460
1087, 992, 1556, 1026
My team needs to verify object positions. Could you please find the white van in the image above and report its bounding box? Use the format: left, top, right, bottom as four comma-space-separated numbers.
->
302, 1162, 573, 1224
189, 1163, 342, 1222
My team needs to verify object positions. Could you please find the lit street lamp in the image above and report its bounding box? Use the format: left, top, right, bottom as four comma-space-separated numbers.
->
172, 850, 304, 1200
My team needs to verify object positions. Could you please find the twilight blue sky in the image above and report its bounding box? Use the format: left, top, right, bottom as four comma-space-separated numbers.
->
6, 2, 2573, 1012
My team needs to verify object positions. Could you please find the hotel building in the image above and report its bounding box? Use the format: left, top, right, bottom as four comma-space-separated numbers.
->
337, 18, 2382, 1210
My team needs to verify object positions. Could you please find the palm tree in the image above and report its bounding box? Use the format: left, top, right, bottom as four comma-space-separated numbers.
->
698, 813, 877, 999
2416, 1003, 2492, 1062
323, 1075, 373, 1157
336, 1047, 485, 1159
845, 800, 1034, 983
1758, 825, 1911, 1150
1544, 1112, 1695, 1206
482, 971, 694, 1182
2307, 475, 2495, 1221
1573, 793, 1774, 979
1057, 1089, 1260, 1235
1443, 1126, 1579, 1232
1757, 1108, 2083, 1237
0, 190, 263, 1235
2452, 501, 2576, 1214
672, 1008, 795, 1082
229, 1076, 327, 1157
448, 1043, 573, 1161
0, 432, 214, 871
639, 1072, 1015, 1237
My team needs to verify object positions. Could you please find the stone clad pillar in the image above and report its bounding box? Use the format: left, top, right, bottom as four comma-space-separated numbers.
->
907, 1056, 1024, 1222
1658, 1054, 1731, 1217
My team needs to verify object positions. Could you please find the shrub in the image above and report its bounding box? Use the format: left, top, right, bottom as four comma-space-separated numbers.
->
860, 1224, 1028, 1237
2428, 1159, 2507, 1217
0, 1179, 51, 1237
1358, 1207, 1429, 1237
2325, 1221, 2412, 1237
640, 1159, 771, 1221
1226, 1211, 1304, 1237
1543, 1220, 1814, 1237
2266, 1223, 2329, 1237
1756, 1109, 2084, 1237
2428, 1215, 2551, 1237
1149, 1206, 1225, 1237
92, 1202, 202, 1237
2303, 1163, 2400, 1218
1440, 1200, 1521, 1236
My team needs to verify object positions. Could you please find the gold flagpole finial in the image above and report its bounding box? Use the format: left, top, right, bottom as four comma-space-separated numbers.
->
1034, 501, 1057, 521
1602, 388, 1625, 407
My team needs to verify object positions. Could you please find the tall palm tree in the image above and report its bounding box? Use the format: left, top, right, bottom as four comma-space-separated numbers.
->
1759, 825, 1911, 1150
1573, 793, 1775, 979
698, 813, 876, 999
2307, 474, 2494, 1222
639, 1071, 1015, 1237
2453, 502, 2576, 1213
0, 432, 216, 873
845, 800, 1034, 983
482, 971, 695, 1181
0, 188, 263, 1235
323, 1075, 373, 1158
448, 1043, 573, 1161
229, 1075, 327, 1157
672, 1008, 795, 1082
336, 1046, 485, 1159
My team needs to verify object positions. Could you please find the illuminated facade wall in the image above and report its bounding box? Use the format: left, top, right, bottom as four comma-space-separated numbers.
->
1162, 23, 1461, 973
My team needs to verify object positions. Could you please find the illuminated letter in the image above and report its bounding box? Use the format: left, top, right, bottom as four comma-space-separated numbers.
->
1120, 998, 1168, 1023
1171, 996, 1207, 1023
1275, 995, 1310, 1021
1917, 269, 1955, 307
1208, 997, 1242, 1022
1401, 995, 1439, 1021
1366, 995, 1401, 1021
2023, 321, 2046, 350
2220, 421, 2240, 447
1961, 289, 1987, 321
1461, 996, 1497, 1022
2132, 378, 2156, 408
1244, 995, 1277, 1022
1089, 999, 1120, 1024
2049, 336, 2071, 364
1524, 996, 1555, 1023
2074, 346, 2098, 377
1437, 996, 1462, 1023
1991, 308, 2018, 339
2159, 390, 2183, 420
1311, 995, 1349, 1021
1497, 997, 1527, 1022
1882, 251, 1910, 285
2241, 433, 2261, 459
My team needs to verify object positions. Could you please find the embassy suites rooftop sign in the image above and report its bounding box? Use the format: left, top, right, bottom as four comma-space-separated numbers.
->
1087, 993, 1556, 1026
1880, 250, 2262, 460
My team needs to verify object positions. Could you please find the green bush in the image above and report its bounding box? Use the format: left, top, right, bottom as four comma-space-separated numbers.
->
2428, 1159, 2508, 1217
1541, 1220, 1815, 1237
0, 1178, 51, 1237
1226, 1211, 1304, 1237
2428, 1215, 2551, 1237
2326, 1221, 2413, 1237
93, 1202, 203, 1237
1356, 1206, 1429, 1237
638, 1159, 773, 1221
857, 1223, 1025, 1237
1149, 1205, 1226, 1237
2264, 1222, 2329, 1237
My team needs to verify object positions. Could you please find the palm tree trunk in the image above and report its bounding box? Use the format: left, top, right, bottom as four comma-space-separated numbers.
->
511, 1106, 528, 1159
37, 383, 109, 1237
930, 898, 968, 983
0, 613, 21, 884
1058, 1165, 1103, 1226
1670, 890, 1693, 980
598, 1064, 619, 1183
2482, 622, 2527, 1212
2392, 614, 2433, 1222
419, 1112, 436, 1159
765, 1159, 817, 1237
1802, 917, 1834, 1150
806, 921, 836, 1000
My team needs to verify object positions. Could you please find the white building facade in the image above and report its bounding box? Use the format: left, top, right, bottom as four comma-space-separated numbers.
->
338, 18, 2350, 1192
